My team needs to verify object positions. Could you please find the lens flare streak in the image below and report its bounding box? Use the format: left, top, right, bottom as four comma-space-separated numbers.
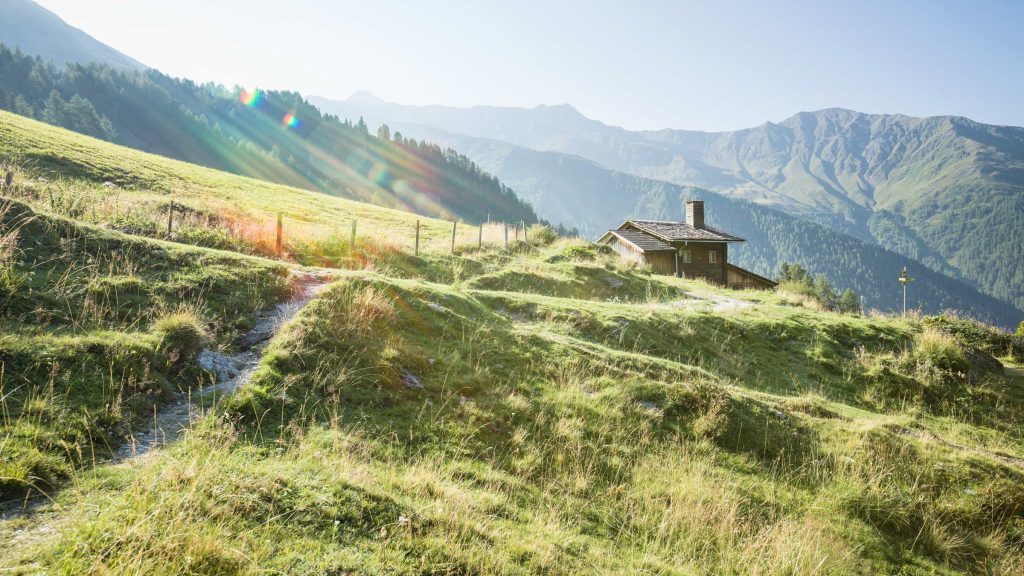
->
239, 88, 263, 107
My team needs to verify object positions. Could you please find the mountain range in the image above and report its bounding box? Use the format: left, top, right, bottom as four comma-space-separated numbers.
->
311, 94, 1024, 318
0, 0, 1021, 327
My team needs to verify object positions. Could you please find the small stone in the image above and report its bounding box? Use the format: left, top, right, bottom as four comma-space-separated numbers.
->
638, 400, 659, 411
402, 370, 424, 389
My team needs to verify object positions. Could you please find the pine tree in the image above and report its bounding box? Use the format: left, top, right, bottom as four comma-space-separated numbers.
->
777, 262, 791, 282
838, 289, 859, 315
813, 276, 836, 309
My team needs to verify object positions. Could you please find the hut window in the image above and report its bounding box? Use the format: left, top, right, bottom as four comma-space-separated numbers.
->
708, 250, 717, 263
680, 250, 691, 264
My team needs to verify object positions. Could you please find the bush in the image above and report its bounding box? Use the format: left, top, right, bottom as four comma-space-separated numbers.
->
924, 315, 1023, 360
909, 327, 968, 373
561, 244, 597, 261
528, 224, 558, 246
153, 308, 210, 364
866, 327, 974, 413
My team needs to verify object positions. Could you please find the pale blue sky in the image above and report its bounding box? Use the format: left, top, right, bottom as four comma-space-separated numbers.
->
35, 0, 1024, 131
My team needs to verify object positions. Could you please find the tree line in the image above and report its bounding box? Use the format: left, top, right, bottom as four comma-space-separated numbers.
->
776, 262, 860, 314
0, 44, 538, 225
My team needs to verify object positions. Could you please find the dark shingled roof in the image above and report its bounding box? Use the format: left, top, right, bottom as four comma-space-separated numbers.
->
606, 228, 673, 251
623, 220, 745, 243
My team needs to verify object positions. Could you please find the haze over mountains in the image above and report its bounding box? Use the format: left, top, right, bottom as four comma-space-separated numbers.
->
313, 93, 1024, 319
0, 0, 1021, 327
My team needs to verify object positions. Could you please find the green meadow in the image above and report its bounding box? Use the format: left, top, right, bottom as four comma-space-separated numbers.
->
2, 113, 1024, 575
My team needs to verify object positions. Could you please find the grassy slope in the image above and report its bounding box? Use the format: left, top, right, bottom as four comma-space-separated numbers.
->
0, 199, 290, 497
1, 115, 1023, 575
5, 243, 1023, 575
0, 111, 502, 255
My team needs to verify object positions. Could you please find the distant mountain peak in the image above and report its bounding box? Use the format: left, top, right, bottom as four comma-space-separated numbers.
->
346, 90, 387, 105
537, 102, 579, 112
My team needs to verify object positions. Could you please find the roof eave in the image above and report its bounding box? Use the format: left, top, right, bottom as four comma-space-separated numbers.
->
602, 230, 651, 253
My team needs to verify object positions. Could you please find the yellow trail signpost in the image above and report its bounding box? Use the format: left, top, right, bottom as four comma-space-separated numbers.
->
898, 266, 915, 317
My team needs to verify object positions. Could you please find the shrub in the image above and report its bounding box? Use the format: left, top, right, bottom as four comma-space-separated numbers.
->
528, 224, 558, 246
561, 243, 597, 261
923, 315, 1022, 360
152, 308, 210, 364
866, 328, 974, 412
909, 327, 968, 373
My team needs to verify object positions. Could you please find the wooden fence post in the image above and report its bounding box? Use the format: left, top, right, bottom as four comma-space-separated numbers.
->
478, 223, 483, 249
504, 223, 508, 249
515, 225, 519, 243
167, 200, 174, 237
350, 218, 357, 249
276, 212, 283, 257
523, 220, 528, 244
451, 220, 457, 254
415, 220, 420, 256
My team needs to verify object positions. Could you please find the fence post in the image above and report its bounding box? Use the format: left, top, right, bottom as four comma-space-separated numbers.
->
504, 223, 508, 249
350, 218, 357, 249
276, 212, 283, 257
451, 220, 457, 254
515, 225, 519, 243
415, 220, 420, 256
167, 200, 174, 237
3, 170, 12, 189
523, 220, 528, 244
478, 223, 483, 249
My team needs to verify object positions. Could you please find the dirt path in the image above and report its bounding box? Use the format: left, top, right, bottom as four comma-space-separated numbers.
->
658, 289, 754, 313
0, 270, 332, 559
114, 270, 331, 461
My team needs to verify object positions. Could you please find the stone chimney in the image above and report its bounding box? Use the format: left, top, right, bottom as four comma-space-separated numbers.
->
686, 200, 705, 229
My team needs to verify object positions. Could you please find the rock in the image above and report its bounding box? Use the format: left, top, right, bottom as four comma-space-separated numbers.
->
102, 181, 118, 189
197, 350, 240, 383
402, 370, 424, 389
963, 345, 1003, 382
604, 276, 624, 289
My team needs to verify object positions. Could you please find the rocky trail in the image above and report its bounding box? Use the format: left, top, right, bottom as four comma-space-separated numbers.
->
0, 270, 332, 555
114, 270, 331, 461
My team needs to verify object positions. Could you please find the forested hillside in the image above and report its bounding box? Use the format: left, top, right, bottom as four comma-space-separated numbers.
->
385, 129, 1023, 328
0, 45, 537, 225
318, 96, 1024, 315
